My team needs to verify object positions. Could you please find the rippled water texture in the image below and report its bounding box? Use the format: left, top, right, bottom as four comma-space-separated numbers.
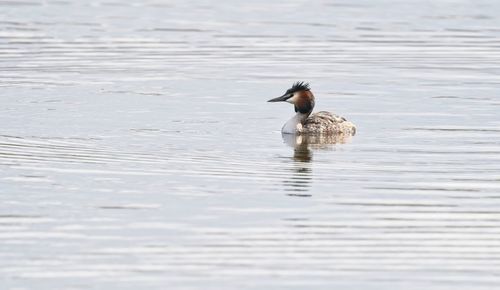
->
1, 0, 500, 289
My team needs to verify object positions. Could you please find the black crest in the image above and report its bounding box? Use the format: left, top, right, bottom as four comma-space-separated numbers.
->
286, 81, 310, 95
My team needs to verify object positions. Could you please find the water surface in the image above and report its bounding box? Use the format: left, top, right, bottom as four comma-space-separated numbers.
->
1, 0, 500, 289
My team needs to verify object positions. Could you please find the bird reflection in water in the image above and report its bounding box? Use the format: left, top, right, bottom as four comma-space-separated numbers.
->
281, 133, 353, 196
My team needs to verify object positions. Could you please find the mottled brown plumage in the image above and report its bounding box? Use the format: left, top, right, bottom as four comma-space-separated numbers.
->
301, 111, 356, 135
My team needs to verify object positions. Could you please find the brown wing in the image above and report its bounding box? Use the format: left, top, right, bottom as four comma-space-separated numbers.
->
302, 111, 356, 135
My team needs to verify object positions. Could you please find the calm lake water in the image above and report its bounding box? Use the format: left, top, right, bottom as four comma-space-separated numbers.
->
1, 0, 500, 289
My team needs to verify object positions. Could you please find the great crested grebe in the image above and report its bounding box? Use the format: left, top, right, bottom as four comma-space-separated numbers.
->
268, 82, 356, 135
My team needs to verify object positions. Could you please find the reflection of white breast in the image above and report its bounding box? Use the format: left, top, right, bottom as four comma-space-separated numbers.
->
282, 131, 353, 149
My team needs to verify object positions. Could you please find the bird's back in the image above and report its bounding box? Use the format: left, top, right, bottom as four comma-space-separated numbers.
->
302, 111, 356, 135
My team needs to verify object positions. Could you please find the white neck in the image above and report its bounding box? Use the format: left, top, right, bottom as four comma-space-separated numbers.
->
281, 113, 310, 134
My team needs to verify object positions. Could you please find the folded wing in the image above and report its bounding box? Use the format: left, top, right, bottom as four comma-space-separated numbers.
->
302, 111, 356, 135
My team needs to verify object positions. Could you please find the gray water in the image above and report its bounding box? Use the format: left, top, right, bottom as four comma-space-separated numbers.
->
1, 0, 500, 289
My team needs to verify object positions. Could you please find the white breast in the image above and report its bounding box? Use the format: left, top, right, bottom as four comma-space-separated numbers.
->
281, 113, 308, 134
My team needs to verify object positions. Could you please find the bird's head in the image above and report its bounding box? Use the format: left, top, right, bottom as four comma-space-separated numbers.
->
268, 81, 315, 114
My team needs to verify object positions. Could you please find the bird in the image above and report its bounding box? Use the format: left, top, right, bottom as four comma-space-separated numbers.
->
268, 81, 356, 135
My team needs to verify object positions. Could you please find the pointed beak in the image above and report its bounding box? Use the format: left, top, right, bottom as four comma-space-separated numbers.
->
267, 93, 291, 102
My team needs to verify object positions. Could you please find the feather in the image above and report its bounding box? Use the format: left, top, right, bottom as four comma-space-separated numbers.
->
301, 111, 356, 135
285, 81, 310, 95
